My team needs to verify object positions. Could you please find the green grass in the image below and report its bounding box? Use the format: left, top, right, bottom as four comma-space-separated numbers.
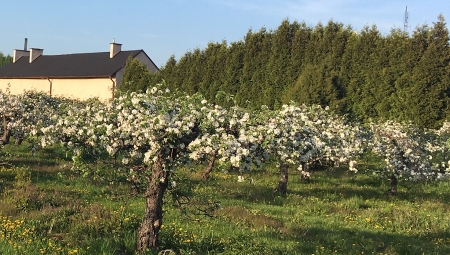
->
1, 142, 449, 254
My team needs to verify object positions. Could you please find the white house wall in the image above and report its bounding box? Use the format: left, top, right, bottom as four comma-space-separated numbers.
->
51, 78, 115, 100
0, 78, 115, 100
0, 78, 50, 94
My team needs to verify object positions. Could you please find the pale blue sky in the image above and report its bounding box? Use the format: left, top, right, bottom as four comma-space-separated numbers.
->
1, 0, 448, 67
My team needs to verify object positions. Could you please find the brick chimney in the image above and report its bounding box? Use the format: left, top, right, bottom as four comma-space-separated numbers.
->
29, 48, 43, 63
110, 40, 122, 58
13, 49, 30, 63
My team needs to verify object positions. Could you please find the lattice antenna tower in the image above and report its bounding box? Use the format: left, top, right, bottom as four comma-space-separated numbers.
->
404, 6, 410, 33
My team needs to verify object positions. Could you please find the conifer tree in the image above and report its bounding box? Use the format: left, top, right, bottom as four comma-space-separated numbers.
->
378, 28, 409, 121
393, 24, 430, 122
265, 19, 295, 109
147, 16, 450, 127
158, 55, 177, 87
236, 28, 272, 109
119, 56, 153, 94
199, 41, 228, 103
223, 41, 244, 97
347, 25, 382, 121
407, 14, 450, 128
175, 52, 196, 94
0, 52, 12, 67
186, 48, 205, 95
285, 22, 311, 93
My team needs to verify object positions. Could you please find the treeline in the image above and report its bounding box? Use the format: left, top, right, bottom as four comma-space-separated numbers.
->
0, 52, 12, 67
131, 15, 449, 128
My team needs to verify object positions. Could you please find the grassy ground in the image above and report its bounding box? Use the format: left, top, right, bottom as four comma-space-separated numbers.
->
0, 143, 449, 254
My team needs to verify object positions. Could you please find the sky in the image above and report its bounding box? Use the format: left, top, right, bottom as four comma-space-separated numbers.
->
1, 0, 449, 67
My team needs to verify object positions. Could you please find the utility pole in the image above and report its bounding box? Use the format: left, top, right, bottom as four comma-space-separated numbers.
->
404, 6, 410, 33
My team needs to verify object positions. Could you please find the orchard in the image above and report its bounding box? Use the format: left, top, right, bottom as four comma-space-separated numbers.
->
1, 88, 450, 252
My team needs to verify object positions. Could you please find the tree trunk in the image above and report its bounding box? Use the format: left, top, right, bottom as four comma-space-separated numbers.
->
14, 129, 24, 145
136, 152, 170, 252
275, 163, 289, 195
15, 137, 23, 145
389, 174, 398, 195
202, 152, 217, 180
300, 162, 311, 181
1, 116, 11, 145
1, 130, 10, 145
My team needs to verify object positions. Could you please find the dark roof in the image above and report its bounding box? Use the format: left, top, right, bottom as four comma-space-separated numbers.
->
0, 50, 142, 78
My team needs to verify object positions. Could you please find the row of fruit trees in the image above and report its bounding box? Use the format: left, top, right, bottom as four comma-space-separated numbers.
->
1, 87, 450, 251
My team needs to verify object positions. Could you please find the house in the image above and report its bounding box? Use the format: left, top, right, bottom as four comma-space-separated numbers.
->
0, 41, 159, 100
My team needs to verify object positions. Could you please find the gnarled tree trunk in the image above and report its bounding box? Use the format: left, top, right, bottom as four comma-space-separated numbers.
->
15, 132, 24, 145
275, 162, 289, 195
389, 174, 398, 195
1, 115, 11, 145
300, 162, 311, 181
202, 151, 217, 180
136, 152, 170, 252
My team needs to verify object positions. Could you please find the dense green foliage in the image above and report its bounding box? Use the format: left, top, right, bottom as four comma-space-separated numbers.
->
118, 56, 153, 94
149, 15, 450, 128
0, 52, 12, 67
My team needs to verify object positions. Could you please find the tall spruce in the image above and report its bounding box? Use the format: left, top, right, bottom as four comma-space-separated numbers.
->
175, 52, 197, 94
265, 19, 295, 109
337, 29, 359, 117
223, 41, 245, 99
187, 48, 205, 95
119, 56, 153, 94
347, 25, 382, 121
319, 21, 351, 112
378, 28, 409, 121
0, 53, 12, 67
158, 55, 177, 88
148, 16, 450, 128
407, 14, 450, 128
393, 24, 431, 121
236, 28, 272, 109
199, 41, 228, 103
285, 22, 311, 93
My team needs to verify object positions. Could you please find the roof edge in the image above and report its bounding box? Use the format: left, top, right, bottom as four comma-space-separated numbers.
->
110, 50, 145, 76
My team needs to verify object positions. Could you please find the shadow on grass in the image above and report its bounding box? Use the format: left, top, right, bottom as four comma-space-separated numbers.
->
218, 182, 287, 206
216, 180, 386, 207
157, 223, 450, 255
158, 228, 227, 254
213, 170, 450, 209
283, 226, 450, 255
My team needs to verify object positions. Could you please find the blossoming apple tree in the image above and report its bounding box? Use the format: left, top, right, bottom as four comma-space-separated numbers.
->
370, 121, 450, 194
188, 104, 267, 179
262, 104, 367, 194
39, 86, 267, 251
3, 87, 450, 252
0, 90, 62, 148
